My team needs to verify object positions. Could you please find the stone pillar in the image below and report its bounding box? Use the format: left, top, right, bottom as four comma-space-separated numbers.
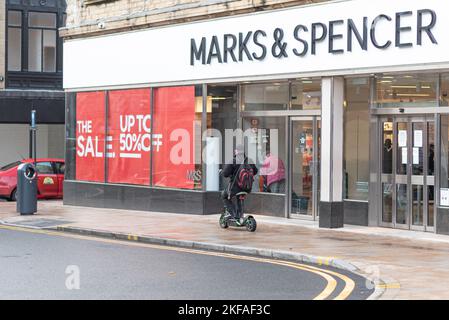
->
319, 77, 344, 228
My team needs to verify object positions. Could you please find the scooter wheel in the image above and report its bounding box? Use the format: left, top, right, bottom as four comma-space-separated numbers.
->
245, 216, 257, 232
219, 214, 229, 229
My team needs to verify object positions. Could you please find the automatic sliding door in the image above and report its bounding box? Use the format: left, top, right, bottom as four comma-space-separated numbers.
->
381, 119, 394, 225
395, 120, 409, 228
380, 116, 435, 231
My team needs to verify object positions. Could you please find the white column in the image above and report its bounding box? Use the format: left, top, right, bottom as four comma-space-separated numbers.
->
320, 77, 344, 203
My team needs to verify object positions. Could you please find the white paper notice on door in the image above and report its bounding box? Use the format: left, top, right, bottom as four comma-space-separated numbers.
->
398, 130, 407, 147
402, 147, 408, 164
441, 188, 449, 207
413, 147, 420, 164
414, 130, 423, 147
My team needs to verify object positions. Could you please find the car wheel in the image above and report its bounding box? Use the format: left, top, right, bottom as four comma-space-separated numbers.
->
10, 189, 17, 202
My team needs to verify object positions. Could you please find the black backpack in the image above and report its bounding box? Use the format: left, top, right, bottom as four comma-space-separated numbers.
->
235, 163, 255, 193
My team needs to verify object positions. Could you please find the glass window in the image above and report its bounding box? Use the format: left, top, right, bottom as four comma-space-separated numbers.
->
375, 73, 438, 108
206, 85, 238, 191
8, 11, 22, 26
242, 83, 289, 111
291, 79, 321, 110
8, 11, 22, 72
75, 91, 106, 182
8, 28, 22, 71
43, 30, 56, 72
440, 74, 449, 106
28, 29, 42, 72
36, 162, 54, 174
242, 117, 286, 194
54, 162, 65, 175
344, 77, 370, 200
152, 86, 202, 190
0, 161, 22, 171
440, 116, 449, 205
29, 12, 56, 28
28, 12, 57, 72
107, 89, 152, 185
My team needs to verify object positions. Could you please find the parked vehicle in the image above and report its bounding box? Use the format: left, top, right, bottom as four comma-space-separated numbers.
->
0, 158, 65, 201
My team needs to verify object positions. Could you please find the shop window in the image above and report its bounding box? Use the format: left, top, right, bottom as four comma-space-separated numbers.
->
439, 74, 449, 106
440, 116, 449, 206
205, 85, 238, 191
242, 117, 286, 194
375, 73, 437, 108
107, 89, 152, 185
75, 91, 106, 182
242, 83, 289, 111
291, 79, 321, 110
7, 10, 22, 72
152, 86, 201, 190
344, 77, 370, 201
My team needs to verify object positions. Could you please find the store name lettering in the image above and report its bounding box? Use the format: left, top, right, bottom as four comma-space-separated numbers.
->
190, 9, 437, 66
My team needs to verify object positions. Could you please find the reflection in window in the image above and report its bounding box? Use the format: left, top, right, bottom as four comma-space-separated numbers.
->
343, 77, 369, 200
440, 74, 449, 106
291, 79, 321, 110
375, 73, 437, 108
8, 11, 22, 71
440, 116, 449, 206
36, 162, 54, 174
243, 117, 286, 194
242, 83, 289, 111
28, 12, 57, 72
206, 85, 238, 191
382, 121, 393, 174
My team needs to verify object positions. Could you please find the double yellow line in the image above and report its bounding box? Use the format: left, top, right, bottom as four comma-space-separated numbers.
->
0, 224, 355, 300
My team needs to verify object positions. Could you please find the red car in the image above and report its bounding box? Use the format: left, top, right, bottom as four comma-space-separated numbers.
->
0, 158, 65, 201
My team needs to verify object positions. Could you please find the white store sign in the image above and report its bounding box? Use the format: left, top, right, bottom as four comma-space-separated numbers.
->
64, 0, 449, 90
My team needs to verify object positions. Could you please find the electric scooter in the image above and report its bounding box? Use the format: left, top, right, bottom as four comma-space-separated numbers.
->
219, 191, 257, 232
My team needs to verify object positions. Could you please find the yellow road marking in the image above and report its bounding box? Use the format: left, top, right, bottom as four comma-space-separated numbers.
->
377, 283, 401, 289
0, 224, 356, 300
280, 261, 356, 300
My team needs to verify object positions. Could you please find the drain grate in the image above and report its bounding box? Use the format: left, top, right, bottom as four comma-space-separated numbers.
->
8, 219, 72, 228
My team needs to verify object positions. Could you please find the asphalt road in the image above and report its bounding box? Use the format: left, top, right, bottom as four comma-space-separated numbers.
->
0, 226, 374, 300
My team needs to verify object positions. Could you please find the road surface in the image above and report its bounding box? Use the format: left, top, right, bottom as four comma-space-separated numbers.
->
0, 225, 374, 299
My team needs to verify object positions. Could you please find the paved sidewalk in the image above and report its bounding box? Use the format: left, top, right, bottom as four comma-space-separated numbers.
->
2, 200, 449, 299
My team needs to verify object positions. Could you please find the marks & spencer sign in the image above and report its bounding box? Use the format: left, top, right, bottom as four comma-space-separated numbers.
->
64, 0, 449, 90
190, 9, 437, 66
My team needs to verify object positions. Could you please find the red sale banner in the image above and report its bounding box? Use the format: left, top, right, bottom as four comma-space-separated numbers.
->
152, 86, 196, 189
76, 91, 106, 182
107, 89, 152, 185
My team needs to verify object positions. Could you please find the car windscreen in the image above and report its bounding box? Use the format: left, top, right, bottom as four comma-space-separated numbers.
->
0, 161, 22, 171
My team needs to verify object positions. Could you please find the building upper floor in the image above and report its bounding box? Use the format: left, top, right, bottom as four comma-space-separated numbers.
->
60, 0, 328, 39
1, 0, 66, 91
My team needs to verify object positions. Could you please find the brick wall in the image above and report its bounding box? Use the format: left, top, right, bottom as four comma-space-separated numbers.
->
61, 0, 330, 39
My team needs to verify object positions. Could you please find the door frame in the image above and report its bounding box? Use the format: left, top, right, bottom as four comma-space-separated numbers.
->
287, 116, 320, 220
378, 115, 436, 232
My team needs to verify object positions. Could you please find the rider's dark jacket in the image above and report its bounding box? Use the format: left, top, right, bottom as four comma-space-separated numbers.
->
222, 155, 258, 195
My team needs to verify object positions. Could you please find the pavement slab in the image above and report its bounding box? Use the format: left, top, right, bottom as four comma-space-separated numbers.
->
2, 200, 449, 299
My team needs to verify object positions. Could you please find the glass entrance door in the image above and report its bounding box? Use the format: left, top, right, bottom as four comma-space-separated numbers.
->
380, 116, 435, 231
289, 117, 320, 219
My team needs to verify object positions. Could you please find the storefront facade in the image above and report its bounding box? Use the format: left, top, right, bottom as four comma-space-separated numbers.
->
63, 0, 449, 234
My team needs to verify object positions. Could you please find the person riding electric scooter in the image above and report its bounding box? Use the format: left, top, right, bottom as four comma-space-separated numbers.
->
219, 145, 258, 232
